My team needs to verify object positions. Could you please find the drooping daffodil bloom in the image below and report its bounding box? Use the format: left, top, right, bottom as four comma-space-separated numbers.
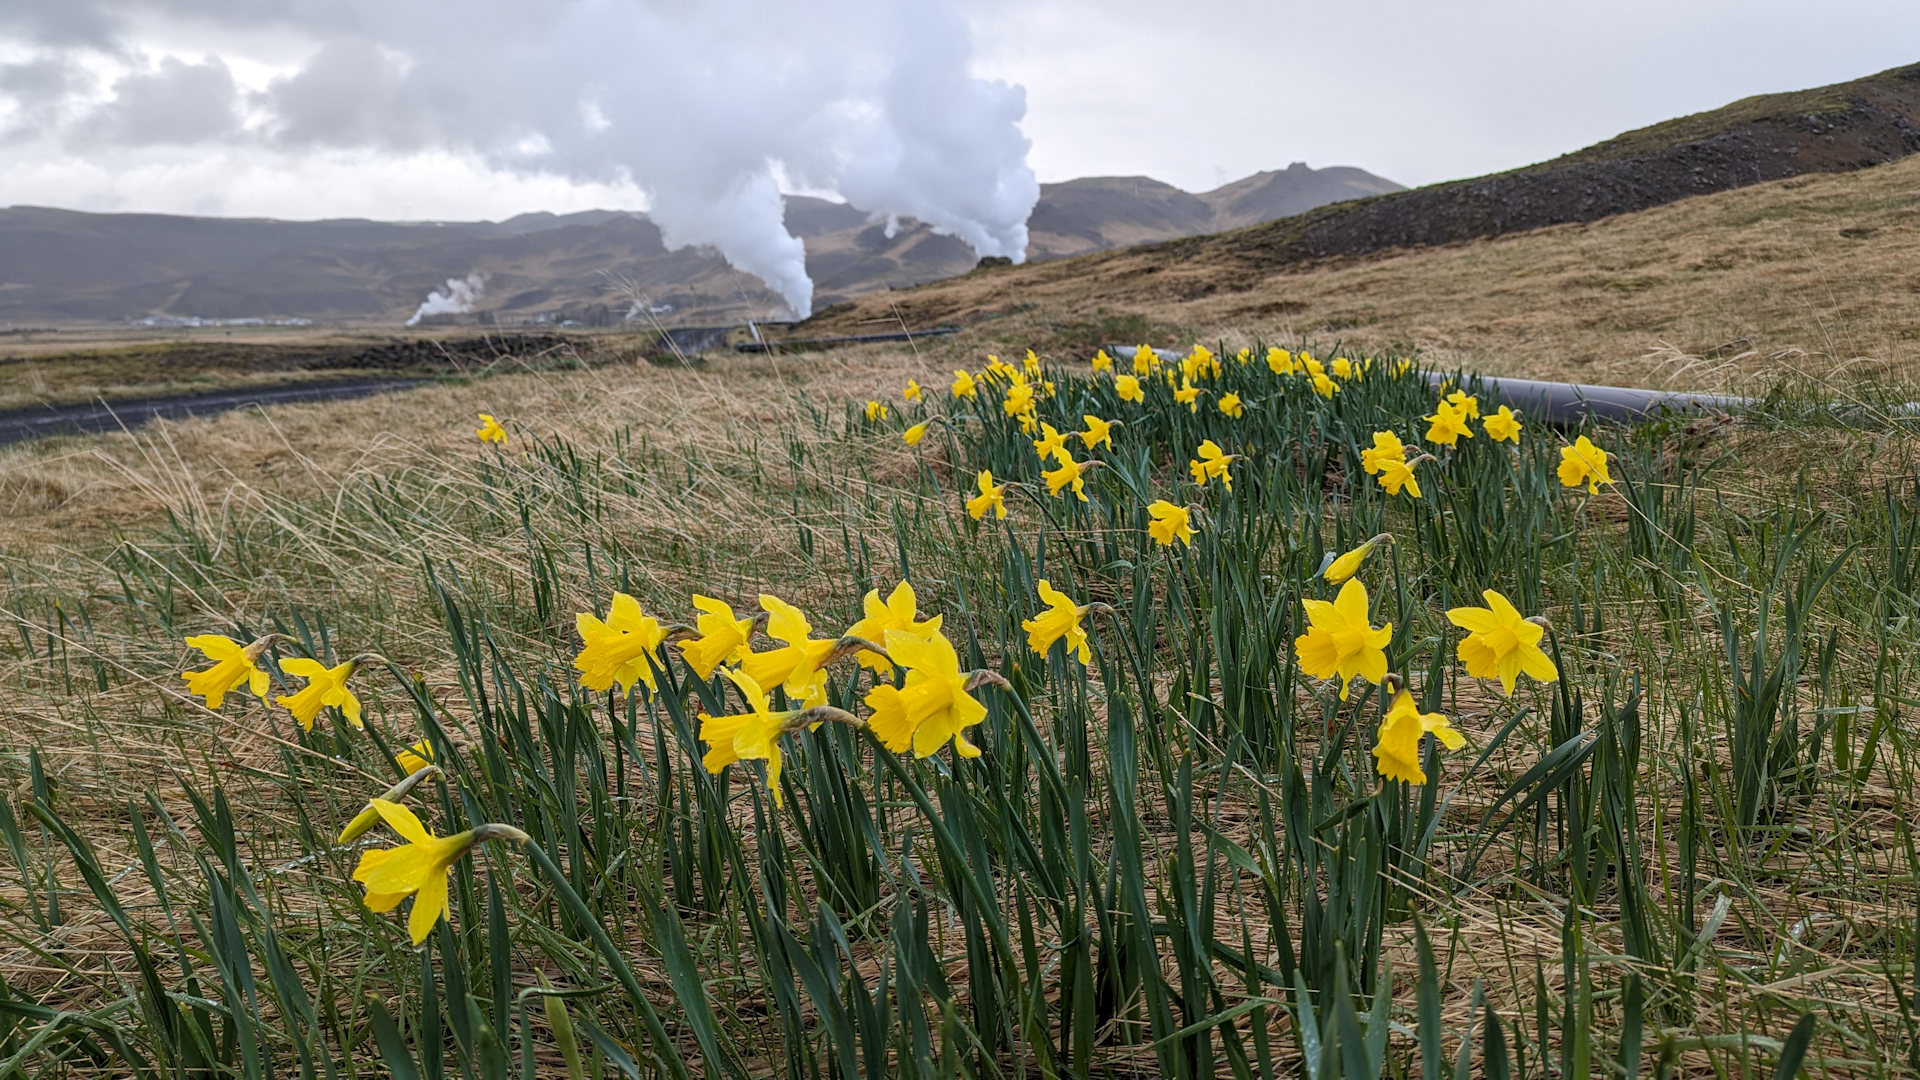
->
1022, 579, 1092, 665
1189, 439, 1236, 491
1360, 431, 1407, 475
697, 669, 823, 807
1558, 435, 1613, 493
1376, 457, 1423, 499
1080, 414, 1118, 451
1091, 349, 1113, 372
276, 656, 364, 731
476, 413, 508, 444
1218, 392, 1245, 418
740, 594, 842, 707
865, 629, 997, 759
352, 800, 528, 945
1295, 578, 1392, 701
1446, 589, 1559, 696
844, 581, 942, 674
1043, 451, 1096, 502
1115, 374, 1145, 403
864, 400, 889, 422
1146, 501, 1196, 548
902, 379, 922, 402
1373, 684, 1465, 785
676, 595, 755, 679
180, 634, 276, 709
967, 470, 1008, 520
1032, 422, 1069, 460
574, 592, 668, 695
951, 369, 978, 399
903, 422, 930, 446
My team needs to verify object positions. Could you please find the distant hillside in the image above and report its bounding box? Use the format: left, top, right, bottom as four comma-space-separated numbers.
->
0, 164, 1398, 325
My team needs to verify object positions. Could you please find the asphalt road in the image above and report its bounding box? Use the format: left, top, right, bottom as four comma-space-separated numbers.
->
0, 378, 425, 447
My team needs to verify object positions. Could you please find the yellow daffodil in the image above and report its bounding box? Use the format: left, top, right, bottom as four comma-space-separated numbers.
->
984, 355, 1015, 382
1376, 457, 1423, 498
902, 380, 922, 402
181, 634, 274, 709
1324, 534, 1390, 585
1360, 431, 1407, 475
1218, 392, 1245, 418
574, 592, 667, 695
1173, 378, 1203, 412
1132, 344, 1159, 376
676, 596, 755, 679
698, 669, 798, 805
1482, 405, 1522, 443
1373, 686, 1465, 785
1302, 354, 1324, 378
1447, 589, 1559, 696
845, 581, 942, 673
1331, 358, 1355, 380
864, 400, 889, 422
1393, 358, 1415, 377
395, 739, 435, 774
1146, 501, 1196, 548
1043, 451, 1095, 502
1022, 580, 1091, 664
1003, 376, 1036, 418
1078, 415, 1115, 452
1295, 578, 1392, 701
1235, 347, 1251, 365
276, 657, 363, 731
1024, 349, 1043, 377
1032, 422, 1069, 460
1116, 374, 1144, 403
740, 595, 839, 707
1445, 390, 1482, 420
476, 413, 508, 444
1558, 435, 1613, 493
1091, 349, 1113, 372
352, 800, 527, 945
967, 470, 1008, 520
1267, 348, 1297, 376
903, 422, 930, 446
1310, 371, 1339, 399
866, 628, 990, 758
951, 369, 978, 398
1424, 400, 1475, 447
1189, 439, 1236, 491
1181, 345, 1218, 382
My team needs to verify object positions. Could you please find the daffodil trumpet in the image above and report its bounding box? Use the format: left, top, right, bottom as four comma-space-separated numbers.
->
337, 764, 443, 844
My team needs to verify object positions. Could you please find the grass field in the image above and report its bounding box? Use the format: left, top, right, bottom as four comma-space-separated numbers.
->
3, 314, 1919, 1077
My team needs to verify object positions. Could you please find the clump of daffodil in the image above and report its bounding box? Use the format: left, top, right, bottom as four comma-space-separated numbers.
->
181, 633, 284, 709
1267, 348, 1297, 376
1173, 378, 1204, 411
1146, 500, 1196, 548
740, 595, 855, 707
698, 670, 860, 807
967, 470, 1008, 520
476, 413, 508, 444
1424, 399, 1475, 447
864, 400, 889, 422
1558, 435, 1613, 493
574, 592, 667, 695
1091, 349, 1113, 372
1295, 578, 1391, 701
277, 655, 368, 731
845, 581, 941, 673
1447, 589, 1559, 696
902, 379, 922, 402
1324, 534, 1391, 585
1043, 450, 1098, 501
1360, 431, 1407, 475
1482, 405, 1522, 443
676, 596, 755, 679
1032, 422, 1069, 460
352, 800, 529, 945
1132, 343, 1160, 376
951, 369, 978, 399
1218, 392, 1245, 418
1080, 414, 1118, 451
1023, 580, 1092, 664
1189, 439, 1236, 491
338, 764, 441, 844
866, 628, 1006, 758
1372, 675, 1465, 785
1115, 374, 1144, 403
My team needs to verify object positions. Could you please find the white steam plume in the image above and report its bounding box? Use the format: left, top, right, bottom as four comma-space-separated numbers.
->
1, 0, 1041, 318
404, 271, 487, 326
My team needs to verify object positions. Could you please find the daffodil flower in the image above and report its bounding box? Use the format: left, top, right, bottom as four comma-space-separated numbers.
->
951, 369, 978, 398
181, 634, 277, 709
740, 594, 841, 707
476, 413, 508, 444
1022, 580, 1091, 664
1331, 358, 1355, 380
1324, 534, 1390, 585
865, 628, 997, 758
1032, 422, 1069, 460
1447, 589, 1559, 696
1024, 350, 1043, 377
1424, 401, 1475, 446
1173, 378, 1203, 411
394, 738, 435, 774
1235, 347, 1251, 365
1360, 431, 1407, 475
902, 380, 922, 402
1295, 578, 1392, 701
574, 592, 667, 695
1080, 414, 1118, 451
1267, 348, 1297, 376
845, 581, 942, 673
903, 422, 930, 446
676, 595, 755, 679
864, 400, 889, 422
1445, 390, 1482, 420
699, 669, 862, 807
1218, 392, 1245, 418
338, 764, 440, 844
967, 470, 1009, 520
1189, 439, 1236, 491
352, 800, 528, 945
1558, 435, 1612, 493
1043, 452, 1096, 501
1003, 376, 1036, 417
277, 657, 364, 731
1482, 405, 1522, 443
1373, 684, 1465, 785
1310, 372, 1339, 399
1091, 349, 1113, 372
1146, 501, 1196, 548
1115, 374, 1144, 403
1132, 344, 1159, 376
1376, 456, 1425, 498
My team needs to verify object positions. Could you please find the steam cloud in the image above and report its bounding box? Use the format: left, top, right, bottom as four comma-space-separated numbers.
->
0, 0, 1041, 316
405, 272, 487, 327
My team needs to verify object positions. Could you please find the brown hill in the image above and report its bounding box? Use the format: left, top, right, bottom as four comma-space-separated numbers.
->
0, 164, 1398, 326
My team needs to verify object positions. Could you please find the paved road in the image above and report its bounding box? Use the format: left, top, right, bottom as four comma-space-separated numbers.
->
0, 378, 425, 447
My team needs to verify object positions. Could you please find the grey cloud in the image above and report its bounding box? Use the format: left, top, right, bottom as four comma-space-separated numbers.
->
79, 56, 242, 146
259, 40, 433, 149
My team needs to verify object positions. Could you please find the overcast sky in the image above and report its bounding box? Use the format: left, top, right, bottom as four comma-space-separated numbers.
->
1, 0, 1916, 223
